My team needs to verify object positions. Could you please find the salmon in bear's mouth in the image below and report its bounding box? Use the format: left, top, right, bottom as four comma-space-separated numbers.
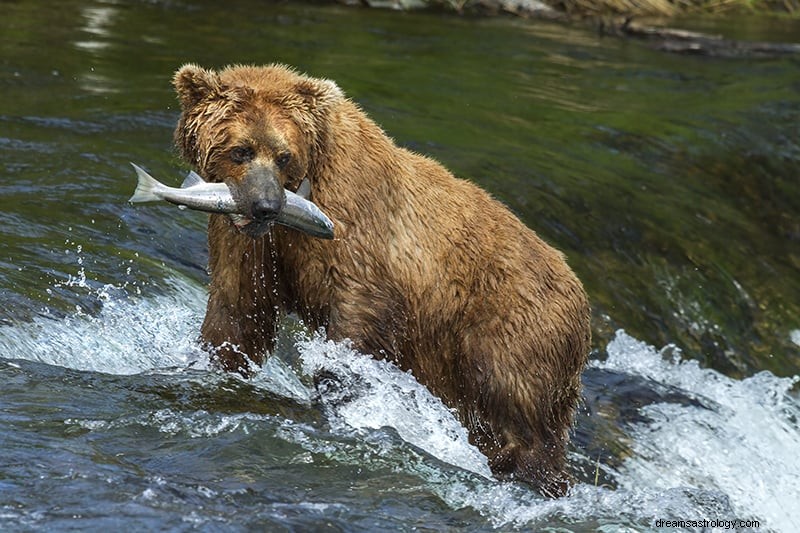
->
128, 165, 334, 239
234, 178, 333, 239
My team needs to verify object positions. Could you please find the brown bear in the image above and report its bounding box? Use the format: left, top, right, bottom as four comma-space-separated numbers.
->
172, 63, 591, 497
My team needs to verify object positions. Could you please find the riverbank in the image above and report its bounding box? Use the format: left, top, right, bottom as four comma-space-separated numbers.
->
337, 0, 799, 17
335, 0, 800, 57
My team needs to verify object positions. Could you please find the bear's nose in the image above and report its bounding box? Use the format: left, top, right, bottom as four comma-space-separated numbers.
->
251, 198, 282, 221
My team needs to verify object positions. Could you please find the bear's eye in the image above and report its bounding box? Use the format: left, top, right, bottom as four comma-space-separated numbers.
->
275, 151, 292, 170
230, 146, 255, 165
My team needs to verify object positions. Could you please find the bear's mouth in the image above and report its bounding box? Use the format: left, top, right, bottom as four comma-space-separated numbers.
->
228, 180, 334, 240
229, 214, 270, 237
230, 213, 253, 229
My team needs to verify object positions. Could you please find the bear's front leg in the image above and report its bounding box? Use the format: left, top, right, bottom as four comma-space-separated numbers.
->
200, 215, 281, 376
201, 285, 277, 376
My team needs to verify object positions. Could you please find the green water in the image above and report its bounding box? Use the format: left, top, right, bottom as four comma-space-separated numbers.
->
1, 1, 799, 530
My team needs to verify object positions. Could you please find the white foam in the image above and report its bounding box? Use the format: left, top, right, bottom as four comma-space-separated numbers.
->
595, 330, 800, 532
287, 330, 800, 530
67, 409, 274, 439
293, 332, 493, 479
0, 275, 208, 375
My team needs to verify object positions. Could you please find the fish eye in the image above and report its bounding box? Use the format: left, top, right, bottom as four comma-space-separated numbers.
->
275, 151, 291, 170
230, 146, 255, 165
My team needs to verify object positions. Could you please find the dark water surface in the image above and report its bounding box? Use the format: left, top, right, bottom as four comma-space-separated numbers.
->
1, 1, 799, 531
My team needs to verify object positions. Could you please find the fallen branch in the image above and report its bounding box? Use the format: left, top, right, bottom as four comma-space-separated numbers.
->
617, 18, 800, 57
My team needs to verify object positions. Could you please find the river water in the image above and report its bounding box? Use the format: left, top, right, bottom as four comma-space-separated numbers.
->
1, 1, 799, 531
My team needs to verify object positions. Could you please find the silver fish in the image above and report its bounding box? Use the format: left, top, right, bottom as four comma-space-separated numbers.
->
128, 163, 334, 240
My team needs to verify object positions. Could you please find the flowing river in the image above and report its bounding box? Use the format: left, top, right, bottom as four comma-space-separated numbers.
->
1, 1, 799, 531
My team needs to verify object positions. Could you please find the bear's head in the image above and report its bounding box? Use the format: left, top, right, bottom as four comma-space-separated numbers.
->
172, 63, 343, 236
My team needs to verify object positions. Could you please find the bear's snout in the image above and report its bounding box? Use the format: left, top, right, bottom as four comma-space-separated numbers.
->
252, 197, 282, 221
234, 165, 286, 223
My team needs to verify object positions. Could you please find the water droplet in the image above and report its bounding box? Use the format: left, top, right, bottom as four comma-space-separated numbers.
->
790, 329, 800, 347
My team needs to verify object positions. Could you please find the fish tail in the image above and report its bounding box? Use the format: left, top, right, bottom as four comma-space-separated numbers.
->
128, 163, 163, 203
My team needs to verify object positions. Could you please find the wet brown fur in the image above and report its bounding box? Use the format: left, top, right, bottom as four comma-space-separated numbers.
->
173, 63, 591, 497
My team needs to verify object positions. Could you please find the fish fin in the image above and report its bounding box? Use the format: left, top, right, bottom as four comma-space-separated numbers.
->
181, 170, 206, 189
128, 163, 163, 203
296, 178, 311, 199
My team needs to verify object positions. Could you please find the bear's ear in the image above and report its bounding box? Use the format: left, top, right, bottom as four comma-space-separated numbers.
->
173, 64, 222, 110
294, 76, 344, 110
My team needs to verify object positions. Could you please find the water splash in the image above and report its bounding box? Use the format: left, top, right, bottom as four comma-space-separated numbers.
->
595, 331, 800, 532
0, 275, 207, 375
3, 272, 798, 530
276, 330, 799, 530
293, 331, 493, 480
